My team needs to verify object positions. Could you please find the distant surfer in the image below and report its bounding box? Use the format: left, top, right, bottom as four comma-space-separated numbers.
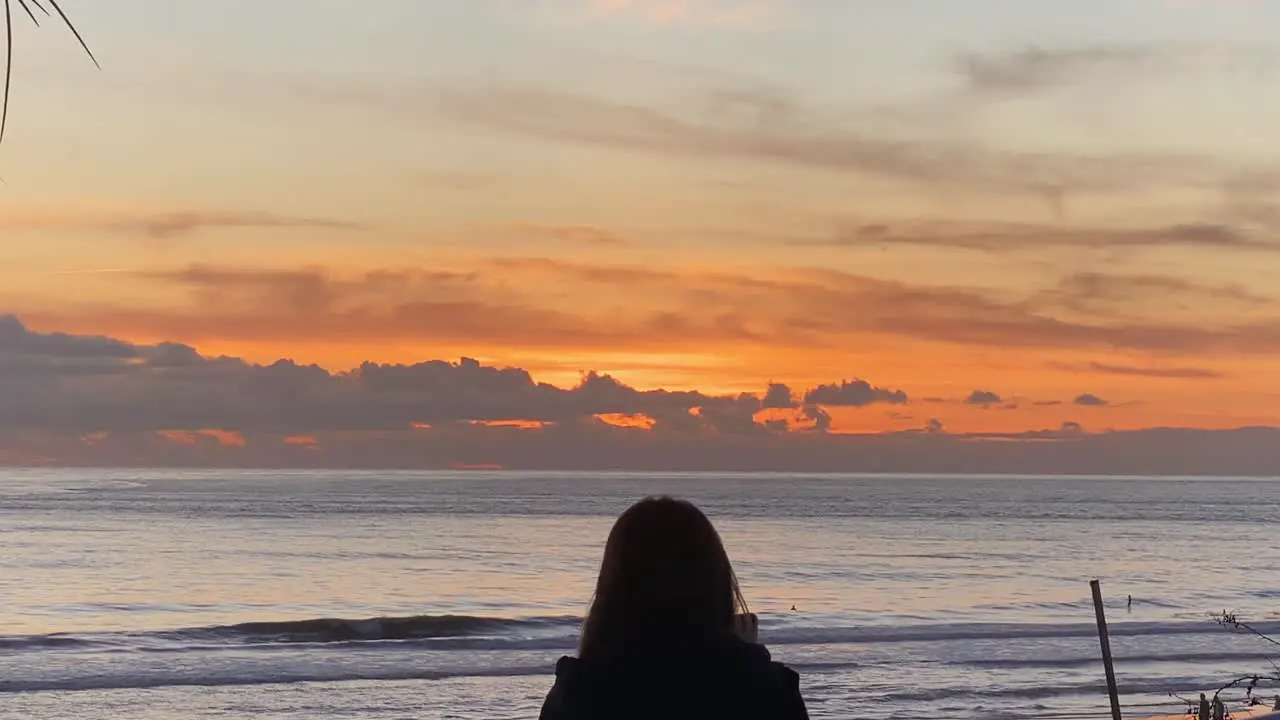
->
790, 604, 797, 612
1198, 693, 1211, 720
1127, 595, 1132, 612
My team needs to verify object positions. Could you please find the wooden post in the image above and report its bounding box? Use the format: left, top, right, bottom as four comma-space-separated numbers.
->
1092, 579, 1124, 720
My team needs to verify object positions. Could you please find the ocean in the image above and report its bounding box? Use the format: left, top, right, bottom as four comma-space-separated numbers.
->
1, 469, 1278, 719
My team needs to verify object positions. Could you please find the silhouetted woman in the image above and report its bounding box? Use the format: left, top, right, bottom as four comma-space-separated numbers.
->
539, 496, 809, 720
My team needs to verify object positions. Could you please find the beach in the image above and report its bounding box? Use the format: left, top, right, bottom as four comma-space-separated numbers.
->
2, 469, 1279, 719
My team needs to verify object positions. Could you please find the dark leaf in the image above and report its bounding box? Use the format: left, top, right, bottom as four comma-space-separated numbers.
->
1, 0, 97, 151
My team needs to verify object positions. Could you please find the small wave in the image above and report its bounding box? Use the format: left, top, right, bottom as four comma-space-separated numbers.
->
955, 651, 1280, 670
0, 635, 97, 651
0, 614, 579, 651
878, 674, 1280, 705
3, 658, 1273, 698
201, 614, 551, 644
0, 664, 553, 694
66, 480, 148, 493
758, 619, 1280, 647
5, 616, 1276, 654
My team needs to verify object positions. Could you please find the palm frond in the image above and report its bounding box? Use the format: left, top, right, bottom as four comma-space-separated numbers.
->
2, 0, 98, 148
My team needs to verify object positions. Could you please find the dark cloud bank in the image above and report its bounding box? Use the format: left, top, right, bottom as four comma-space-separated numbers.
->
1, 316, 1275, 475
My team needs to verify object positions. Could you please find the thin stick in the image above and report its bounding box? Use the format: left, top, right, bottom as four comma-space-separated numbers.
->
1092, 580, 1124, 720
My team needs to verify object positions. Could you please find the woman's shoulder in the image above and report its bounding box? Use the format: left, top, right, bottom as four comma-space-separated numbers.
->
542, 644, 807, 720
553, 638, 800, 687
747, 646, 804, 696
769, 657, 801, 683
725, 637, 798, 676
554, 655, 579, 676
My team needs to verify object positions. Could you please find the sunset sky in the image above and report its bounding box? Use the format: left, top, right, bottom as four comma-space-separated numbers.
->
3, 0, 1280, 468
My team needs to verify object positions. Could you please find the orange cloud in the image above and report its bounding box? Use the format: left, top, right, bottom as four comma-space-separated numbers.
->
752, 406, 827, 433
595, 413, 657, 430
157, 429, 247, 447
157, 430, 199, 446
467, 420, 554, 430
13, 250, 1280, 429
1, 310, 1277, 472
449, 462, 506, 471
26, 257, 1280, 365
204, 430, 246, 446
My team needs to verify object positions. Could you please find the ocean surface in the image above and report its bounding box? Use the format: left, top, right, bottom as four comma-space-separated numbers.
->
2, 470, 1279, 719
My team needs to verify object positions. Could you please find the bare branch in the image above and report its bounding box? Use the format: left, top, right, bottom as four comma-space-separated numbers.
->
1167, 612, 1280, 719
1217, 611, 1280, 651
1212, 673, 1271, 701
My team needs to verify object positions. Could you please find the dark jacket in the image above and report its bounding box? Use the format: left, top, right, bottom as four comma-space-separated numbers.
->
538, 636, 809, 720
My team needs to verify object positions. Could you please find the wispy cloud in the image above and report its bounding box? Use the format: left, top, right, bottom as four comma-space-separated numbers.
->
953, 42, 1279, 97
1027, 271, 1275, 325
46, 268, 135, 276
816, 220, 1278, 255
23, 256, 1280, 359
126, 211, 365, 239
1050, 271, 1271, 309
1051, 361, 1227, 380
506, 223, 628, 245
286, 76, 1233, 204
423, 81, 1215, 199
0, 207, 365, 239
956, 45, 1166, 96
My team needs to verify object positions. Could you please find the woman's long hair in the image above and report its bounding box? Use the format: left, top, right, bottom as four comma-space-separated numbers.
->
578, 496, 748, 659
